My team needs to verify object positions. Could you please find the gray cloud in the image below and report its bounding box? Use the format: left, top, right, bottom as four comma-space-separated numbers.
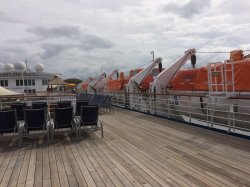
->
0, 46, 28, 63
40, 43, 71, 59
25, 25, 114, 59
0, 11, 19, 23
76, 0, 141, 11
163, 0, 211, 18
26, 25, 81, 38
79, 34, 113, 50
39, 34, 113, 59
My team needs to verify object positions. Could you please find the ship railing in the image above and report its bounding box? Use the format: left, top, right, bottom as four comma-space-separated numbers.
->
0, 93, 77, 112
105, 91, 250, 137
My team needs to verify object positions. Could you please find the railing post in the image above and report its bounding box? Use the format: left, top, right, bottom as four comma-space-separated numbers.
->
188, 97, 191, 124
167, 97, 171, 119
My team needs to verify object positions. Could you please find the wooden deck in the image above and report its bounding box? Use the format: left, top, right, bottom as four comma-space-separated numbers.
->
0, 108, 250, 187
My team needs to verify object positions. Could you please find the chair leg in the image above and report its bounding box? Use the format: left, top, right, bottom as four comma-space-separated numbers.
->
78, 126, 81, 139
74, 126, 78, 139
18, 127, 23, 147
51, 128, 54, 142
100, 121, 104, 138
48, 130, 50, 144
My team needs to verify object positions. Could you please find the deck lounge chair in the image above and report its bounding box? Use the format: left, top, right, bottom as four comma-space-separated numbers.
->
11, 102, 26, 121
57, 101, 72, 108
0, 109, 23, 146
20, 108, 51, 145
78, 105, 103, 138
99, 95, 113, 112
32, 102, 47, 109
50, 107, 78, 141
75, 100, 88, 116
32, 102, 48, 117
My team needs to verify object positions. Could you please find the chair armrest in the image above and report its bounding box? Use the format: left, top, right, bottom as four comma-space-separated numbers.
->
18, 121, 25, 129
74, 116, 80, 122
48, 119, 54, 130
73, 117, 80, 127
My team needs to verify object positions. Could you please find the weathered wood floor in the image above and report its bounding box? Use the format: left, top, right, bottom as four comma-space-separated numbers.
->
0, 108, 250, 187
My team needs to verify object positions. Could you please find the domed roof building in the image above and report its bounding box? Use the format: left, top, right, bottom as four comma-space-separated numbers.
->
4, 64, 14, 71
35, 63, 45, 72
14, 61, 26, 70
0, 61, 57, 93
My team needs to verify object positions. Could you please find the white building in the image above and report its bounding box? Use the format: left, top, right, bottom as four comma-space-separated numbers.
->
0, 61, 55, 93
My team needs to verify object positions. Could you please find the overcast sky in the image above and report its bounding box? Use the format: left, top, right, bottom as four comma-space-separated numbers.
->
0, 0, 250, 79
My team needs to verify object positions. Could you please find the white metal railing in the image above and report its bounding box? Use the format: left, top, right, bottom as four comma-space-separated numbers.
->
0, 93, 77, 110
4, 91, 248, 136
108, 92, 250, 137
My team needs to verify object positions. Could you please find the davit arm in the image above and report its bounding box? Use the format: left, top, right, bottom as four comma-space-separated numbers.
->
89, 73, 106, 92
127, 57, 162, 92
151, 48, 196, 94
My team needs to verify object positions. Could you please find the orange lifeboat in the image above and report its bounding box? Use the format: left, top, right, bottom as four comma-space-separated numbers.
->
140, 68, 163, 91
169, 52, 250, 92
107, 68, 163, 92
81, 77, 95, 92
107, 69, 142, 91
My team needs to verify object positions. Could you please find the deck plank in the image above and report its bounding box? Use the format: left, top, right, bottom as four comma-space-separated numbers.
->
48, 144, 60, 187
54, 142, 69, 187
81, 140, 125, 187
34, 144, 43, 187
25, 143, 37, 187
76, 141, 115, 187
0, 147, 22, 187
0, 107, 249, 186
17, 144, 32, 186
63, 136, 88, 187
